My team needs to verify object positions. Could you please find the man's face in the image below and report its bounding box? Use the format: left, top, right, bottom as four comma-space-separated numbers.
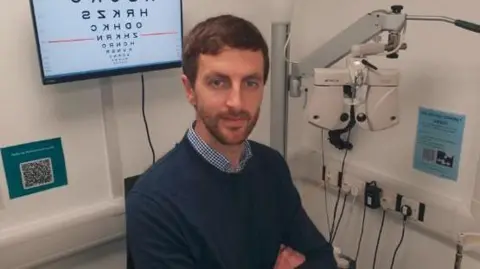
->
182, 47, 265, 145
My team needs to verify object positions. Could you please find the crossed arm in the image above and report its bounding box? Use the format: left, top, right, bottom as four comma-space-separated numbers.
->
126, 164, 337, 269
277, 165, 338, 269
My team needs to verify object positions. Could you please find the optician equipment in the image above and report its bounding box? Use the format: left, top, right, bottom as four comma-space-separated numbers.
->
455, 232, 480, 269
269, 3, 480, 269
270, 4, 480, 154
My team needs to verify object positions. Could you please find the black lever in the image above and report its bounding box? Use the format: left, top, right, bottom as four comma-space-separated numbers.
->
454, 19, 480, 33
361, 59, 378, 70
391, 5, 403, 14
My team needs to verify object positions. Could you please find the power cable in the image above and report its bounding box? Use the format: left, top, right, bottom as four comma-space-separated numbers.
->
141, 73, 156, 165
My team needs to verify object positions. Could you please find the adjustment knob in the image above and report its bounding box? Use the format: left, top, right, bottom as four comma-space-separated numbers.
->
387, 52, 399, 59
356, 113, 367, 122
391, 5, 403, 14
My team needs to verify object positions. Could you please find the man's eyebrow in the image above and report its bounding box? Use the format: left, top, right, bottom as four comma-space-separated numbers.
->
204, 72, 229, 79
203, 72, 262, 80
243, 73, 262, 80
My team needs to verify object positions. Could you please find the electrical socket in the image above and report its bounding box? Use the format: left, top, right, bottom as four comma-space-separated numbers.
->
394, 194, 426, 222
324, 167, 364, 197
401, 197, 419, 219
343, 176, 364, 196
326, 175, 341, 190
322, 166, 337, 186
324, 168, 348, 194
323, 165, 426, 221
325, 169, 336, 184
381, 195, 396, 211
380, 188, 397, 211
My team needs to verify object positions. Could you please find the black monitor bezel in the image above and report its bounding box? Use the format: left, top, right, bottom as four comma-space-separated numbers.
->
28, 0, 184, 85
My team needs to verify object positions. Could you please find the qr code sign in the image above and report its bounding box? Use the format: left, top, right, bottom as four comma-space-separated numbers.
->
20, 158, 55, 189
422, 148, 437, 163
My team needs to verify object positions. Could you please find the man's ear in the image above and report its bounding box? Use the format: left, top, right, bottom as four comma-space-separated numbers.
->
181, 74, 196, 106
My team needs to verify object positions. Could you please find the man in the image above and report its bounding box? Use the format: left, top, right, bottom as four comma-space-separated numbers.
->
126, 14, 337, 269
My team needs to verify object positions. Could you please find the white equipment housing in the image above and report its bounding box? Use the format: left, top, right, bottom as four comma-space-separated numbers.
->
306, 64, 400, 131
270, 5, 480, 156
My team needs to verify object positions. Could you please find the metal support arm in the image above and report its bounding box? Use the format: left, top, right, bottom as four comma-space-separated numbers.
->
291, 10, 406, 77
269, 4, 480, 156
454, 232, 480, 269
288, 5, 480, 96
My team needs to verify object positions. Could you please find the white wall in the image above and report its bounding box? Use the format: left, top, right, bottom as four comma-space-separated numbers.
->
35, 239, 126, 269
2, 0, 480, 268
288, 0, 480, 210
0, 0, 271, 268
285, 0, 480, 268
0, 0, 123, 267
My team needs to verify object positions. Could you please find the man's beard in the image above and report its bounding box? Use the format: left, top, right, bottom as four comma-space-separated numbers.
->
196, 103, 259, 146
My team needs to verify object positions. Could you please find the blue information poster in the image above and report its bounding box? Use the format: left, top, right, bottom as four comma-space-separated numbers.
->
413, 107, 466, 181
1, 137, 68, 199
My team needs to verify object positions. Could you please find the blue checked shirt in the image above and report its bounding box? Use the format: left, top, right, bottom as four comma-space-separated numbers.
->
187, 122, 253, 173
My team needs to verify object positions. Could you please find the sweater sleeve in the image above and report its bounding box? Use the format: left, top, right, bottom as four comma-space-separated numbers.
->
126, 191, 195, 269
278, 157, 338, 269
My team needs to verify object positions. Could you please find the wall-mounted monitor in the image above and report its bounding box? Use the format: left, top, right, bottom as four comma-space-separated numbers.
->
29, 0, 183, 85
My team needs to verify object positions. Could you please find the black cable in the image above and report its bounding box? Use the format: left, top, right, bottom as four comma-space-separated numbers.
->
331, 194, 348, 243
372, 210, 386, 269
321, 130, 332, 239
340, 130, 351, 173
141, 73, 156, 165
324, 178, 332, 240
355, 203, 367, 261
329, 187, 342, 243
390, 218, 407, 269
329, 129, 351, 243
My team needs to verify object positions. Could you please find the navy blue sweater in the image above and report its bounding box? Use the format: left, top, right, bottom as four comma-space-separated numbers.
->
126, 134, 336, 269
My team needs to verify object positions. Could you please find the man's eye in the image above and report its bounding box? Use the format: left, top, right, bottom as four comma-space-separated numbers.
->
210, 79, 225, 88
246, 80, 259, 88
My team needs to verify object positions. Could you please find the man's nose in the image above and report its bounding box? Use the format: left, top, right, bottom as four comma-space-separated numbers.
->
225, 84, 242, 109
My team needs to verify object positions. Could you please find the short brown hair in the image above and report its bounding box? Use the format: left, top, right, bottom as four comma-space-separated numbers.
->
182, 14, 269, 86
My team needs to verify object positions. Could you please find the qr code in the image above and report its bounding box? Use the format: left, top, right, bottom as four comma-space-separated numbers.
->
20, 158, 55, 189
422, 148, 436, 163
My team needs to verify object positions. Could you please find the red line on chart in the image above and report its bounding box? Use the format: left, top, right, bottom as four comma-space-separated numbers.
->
140, 31, 177, 37
48, 38, 94, 43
